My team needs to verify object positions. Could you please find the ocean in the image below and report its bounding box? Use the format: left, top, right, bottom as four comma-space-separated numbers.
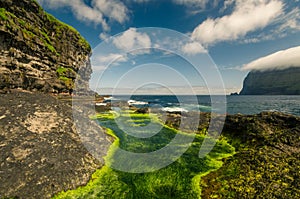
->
103, 95, 300, 116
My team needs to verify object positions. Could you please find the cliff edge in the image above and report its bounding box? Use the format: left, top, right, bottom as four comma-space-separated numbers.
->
0, 0, 91, 94
240, 67, 300, 95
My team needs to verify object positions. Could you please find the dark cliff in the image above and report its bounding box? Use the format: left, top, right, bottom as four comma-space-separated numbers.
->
0, 1, 112, 198
240, 67, 300, 95
0, 0, 92, 94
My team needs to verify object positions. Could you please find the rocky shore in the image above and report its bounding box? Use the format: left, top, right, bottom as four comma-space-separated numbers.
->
0, 90, 112, 198
0, 90, 299, 198
165, 111, 300, 198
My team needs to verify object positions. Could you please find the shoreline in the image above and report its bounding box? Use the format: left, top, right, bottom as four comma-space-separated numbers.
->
0, 90, 299, 198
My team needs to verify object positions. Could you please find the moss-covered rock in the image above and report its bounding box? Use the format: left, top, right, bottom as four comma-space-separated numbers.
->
0, 0, 92, 94
199, 112, 300, 198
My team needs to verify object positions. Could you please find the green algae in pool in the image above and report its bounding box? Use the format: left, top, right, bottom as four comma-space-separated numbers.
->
53, 111, 235, 199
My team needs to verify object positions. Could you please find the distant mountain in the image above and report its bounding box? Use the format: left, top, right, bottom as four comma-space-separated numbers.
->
240, 67, 300, 95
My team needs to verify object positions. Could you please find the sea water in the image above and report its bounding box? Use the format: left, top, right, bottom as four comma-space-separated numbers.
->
105, 95, 300, 116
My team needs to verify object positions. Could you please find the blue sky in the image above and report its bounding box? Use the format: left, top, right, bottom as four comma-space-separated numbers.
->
38, 0, 300, 94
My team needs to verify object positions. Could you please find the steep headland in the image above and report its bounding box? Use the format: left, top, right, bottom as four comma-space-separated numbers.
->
240, 67, 300, 95
0, 0, 91, 94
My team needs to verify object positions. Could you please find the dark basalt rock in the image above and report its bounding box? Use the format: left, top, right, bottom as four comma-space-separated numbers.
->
0, 90, 112, 199
135, 107, 149, 114
201, 112, 300, 198
165, 111, 300, 198
240, 67, 300, 95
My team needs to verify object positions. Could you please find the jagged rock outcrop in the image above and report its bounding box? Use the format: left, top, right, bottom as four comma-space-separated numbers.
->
240, 67, 300, 95
0, 0, 91, 94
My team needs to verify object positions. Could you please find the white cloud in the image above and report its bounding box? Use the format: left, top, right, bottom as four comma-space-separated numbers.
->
130, 0, 151, 3
92, 65, 107, 72
92, 0, 128, 24
173, 0, 210, 9
37, 0, 128, 31
99, 32, 111, 40
92, 53, 128, 71
191, 0, 284, 45
242, 46, 300, 71
181, 42, 207, 55
130, 0, 210, 8
95, 53, 128, 63
277, 8, 300, 31
97, 86, 235, 95
221, 0, 235, 11
112, 28, 152, 52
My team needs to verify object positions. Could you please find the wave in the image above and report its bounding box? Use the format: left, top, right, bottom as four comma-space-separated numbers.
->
128, 100, 149, 106
198, 105, 212, 111
95, 103, 107, 106
104, 97, 113, 101
162, 107, 188, 113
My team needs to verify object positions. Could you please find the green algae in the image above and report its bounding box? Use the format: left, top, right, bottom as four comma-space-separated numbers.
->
53, 112, 235, 199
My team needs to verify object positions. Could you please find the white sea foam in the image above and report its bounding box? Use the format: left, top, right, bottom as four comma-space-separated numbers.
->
162, 107, 188, 113
128, 100, 148, 105
104, 97, 113, 100
96, 103, 107, 106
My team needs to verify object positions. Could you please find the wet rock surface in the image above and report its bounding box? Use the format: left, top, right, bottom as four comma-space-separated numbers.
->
0, 90, 112, 199
166, 111, 300, 198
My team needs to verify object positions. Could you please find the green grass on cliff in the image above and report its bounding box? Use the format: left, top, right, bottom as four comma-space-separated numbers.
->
53, 112, 235, 199
0, 7, 58, 55
1, 3, 90, 55
0, 8, 8, 20
56, 66, 75, 78
56, 66, 75, 89
45, 13, 90, 51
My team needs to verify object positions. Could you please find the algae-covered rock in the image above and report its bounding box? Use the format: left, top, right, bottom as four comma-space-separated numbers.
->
0, 0, 92, 94
199, 112, 300, 198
